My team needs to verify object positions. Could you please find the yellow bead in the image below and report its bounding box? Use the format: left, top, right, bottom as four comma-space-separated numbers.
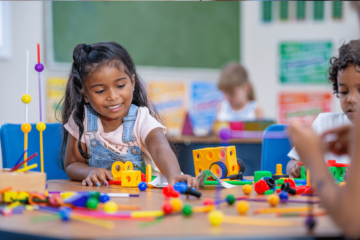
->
21, 94, 31, 104
60, 192, 76, 199
236, 201, 249, 215
339, 182, 346, 187
242, 184, 252, 195
21, 123, 31, 133
208, 210, 224, 226
170, 198, 183, 212
268, 194, 279, 207
104, 201, 118, 214
36, 122, 46, 132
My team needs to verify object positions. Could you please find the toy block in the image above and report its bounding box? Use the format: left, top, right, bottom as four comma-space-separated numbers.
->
111, 161, 125, 181
17, 191, 30, 201
146, 164, 152, 183
121, 170, 141, 187
0, 169, 46, 202
272, 164, 289, 180
300, 166, 307, 179
327, 160, 350, 168
64, 193, 90, 207
254, 171, 272, 183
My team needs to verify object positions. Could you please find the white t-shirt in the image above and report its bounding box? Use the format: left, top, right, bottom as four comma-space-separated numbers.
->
64, 106, 166, 175
217, 100, 257, 122
288, 112, 352, 164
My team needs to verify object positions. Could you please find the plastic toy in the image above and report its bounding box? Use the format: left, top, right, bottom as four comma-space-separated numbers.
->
226, 194, 236, 205
182, 204, 193, 216
59, 207, 72, 221
254, 206, 311, 215
162, 202, 173, 214
254, 180, 269, 195
208, 210, 224, 226
21, 51, 31, 168
86, 198, 99, 209
254, 171, 272, 183
138, 182, 148, 191
104, 201, 118, 214
281, 182, 296, 195
146, 164, 152, 183
111, 161, 124, 181
242, 184, 252, 195
162, 185, 180, 198
121, 168, 141, 187
272, 164, 289, 180
268, 195, 279, 207
278, 191, 289, 201
170, 198, 182, 212
236, 201, 249, 215
203, 198, 215, 206
173, 182, 201, 198
193, 146, 245, 179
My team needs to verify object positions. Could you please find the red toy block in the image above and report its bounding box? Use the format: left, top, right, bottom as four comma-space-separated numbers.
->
141, 173, 146, 182
326, 160, 350, 168
108, 181, 122, 185
254, 180, 269, 195
284, 179, 295, 188
295, 186, 307, 195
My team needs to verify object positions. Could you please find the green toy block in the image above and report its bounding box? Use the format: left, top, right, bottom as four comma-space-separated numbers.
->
329, 167, 337, 179
337, 167, 346, 182
300, 166, 307, 179
276, 179, 285, 186
254, 171, 272, 183
263, 190, 274, 195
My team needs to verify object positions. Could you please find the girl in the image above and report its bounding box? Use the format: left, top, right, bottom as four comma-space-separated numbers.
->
286, 40, 360, 177
60, 42, 197, 188
217, 62, 264, 122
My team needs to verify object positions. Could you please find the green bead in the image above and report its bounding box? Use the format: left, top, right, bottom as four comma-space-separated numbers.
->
182, 204, 192, 217
89, 191, 100, 199
86, 197, 99, 209
226, 194, 236, 205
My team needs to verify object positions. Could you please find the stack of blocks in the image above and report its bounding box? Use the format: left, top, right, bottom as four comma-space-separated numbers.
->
111, 161, 147, 187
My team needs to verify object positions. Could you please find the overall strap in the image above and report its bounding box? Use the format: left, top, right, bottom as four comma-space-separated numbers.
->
123, 104, 138, 143
86, 105, 99, 132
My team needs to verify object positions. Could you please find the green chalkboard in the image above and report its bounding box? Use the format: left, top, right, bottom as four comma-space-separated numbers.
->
51, 2, 240, 69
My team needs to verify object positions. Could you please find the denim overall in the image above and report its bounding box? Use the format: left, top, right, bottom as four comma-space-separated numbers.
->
85, 104, 145, 173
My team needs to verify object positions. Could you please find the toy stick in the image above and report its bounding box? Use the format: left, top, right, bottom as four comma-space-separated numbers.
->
13, 150, 27, 167
25, 51, 29, 123
107, 193, 139, 197
10, 153, 38, 172
0, 187, 12, 194
15, 163, 38, 172
192, 205, 214, 213
71, 215, 114, 229
223, 216, 302, 227
278, 211, 327, 217
131, 211, 164, 218
254, 206, 311, 215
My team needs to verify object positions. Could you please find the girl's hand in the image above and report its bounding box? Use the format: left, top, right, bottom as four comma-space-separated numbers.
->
169, 174, 199, 189
287, 121, 324, 166
321, 125, 353, 156
290, 163, 302, 178
82, 168, 113, 186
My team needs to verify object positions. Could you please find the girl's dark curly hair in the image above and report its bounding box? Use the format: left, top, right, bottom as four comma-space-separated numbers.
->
57, 41, 176, 170
329, 39, 360, 97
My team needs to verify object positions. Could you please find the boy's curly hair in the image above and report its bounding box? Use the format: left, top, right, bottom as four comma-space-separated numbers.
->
329, 39, 360, 97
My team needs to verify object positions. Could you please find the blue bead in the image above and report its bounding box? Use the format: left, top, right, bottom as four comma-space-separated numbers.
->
279, 191, 289, 200
99, 194, 110, 203
138, 182, 148, 191
59, 207, 72, 221
173, 182, 187, 193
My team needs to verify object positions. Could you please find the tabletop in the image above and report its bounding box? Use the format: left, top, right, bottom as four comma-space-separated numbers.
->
0, 179, 343, 240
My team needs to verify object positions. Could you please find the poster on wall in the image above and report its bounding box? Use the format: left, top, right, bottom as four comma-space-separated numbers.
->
147, 81, 187, 137
188, 81, 223, 136
47, 78, 67, 122
279, 42, 332, 83
278, 92, 333, 124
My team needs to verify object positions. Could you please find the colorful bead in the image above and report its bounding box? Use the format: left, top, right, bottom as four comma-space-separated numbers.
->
268, 194, 280, 207
162, 202, 173, 214
21, 123, 31, 133
99, 194, 110, 203
170, 198, 183, 212
138, 181, 148, 191
104, 201, 118, 214
279, 191, 289, 201
208, 210, 224, 226
226, 194, 236, 205
236, 201, 249, 215
242, 184, 252, 195
36, 122, 46, 132
203, 198, 215, 206
21, 94, 31, 104
35, 63, 44, 72
86, 197, 99, 209
182, 204, 192, 217
59, 207, 72, 221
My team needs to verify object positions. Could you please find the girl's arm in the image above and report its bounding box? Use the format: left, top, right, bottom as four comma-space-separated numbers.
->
288, 122, 360, 238
255, 105, 264, 119
145, 128, 198, 188
64, 134, 113, 186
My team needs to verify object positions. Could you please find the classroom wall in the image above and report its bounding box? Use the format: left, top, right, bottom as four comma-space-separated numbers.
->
242, 1, 360, 119
1, 1, 360, 167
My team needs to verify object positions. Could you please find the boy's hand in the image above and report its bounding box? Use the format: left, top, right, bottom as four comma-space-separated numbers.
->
82, 168, 113, 186
169, 174, 199, 189
321, 125, 353, 156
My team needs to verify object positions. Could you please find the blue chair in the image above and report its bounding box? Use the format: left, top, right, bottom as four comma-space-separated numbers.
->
0, 123, 69, 180
261, 124, 292, 174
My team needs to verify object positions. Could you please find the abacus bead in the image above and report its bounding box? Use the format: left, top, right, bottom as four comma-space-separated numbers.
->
21, 123, 31, 133
36, 122, 46, 132
35, 63, 44, 72
21, 94, 31, 104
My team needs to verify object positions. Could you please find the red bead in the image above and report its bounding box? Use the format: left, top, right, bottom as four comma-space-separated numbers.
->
295, 186, 307, 194
141, 173, 146, 182
254, 180, 269, 195
171, 190, 180, 198
162, 185, 174, 198
162, 202, 173, 214
203, 198, 215, 206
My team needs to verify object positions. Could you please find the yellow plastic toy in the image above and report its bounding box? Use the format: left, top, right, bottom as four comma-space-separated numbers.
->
193, 146, 245, 179
120, 162, 141, 187
111, 161, 125, 181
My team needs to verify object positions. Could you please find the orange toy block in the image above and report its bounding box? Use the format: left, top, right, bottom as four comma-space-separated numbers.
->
121, 170, 141, 187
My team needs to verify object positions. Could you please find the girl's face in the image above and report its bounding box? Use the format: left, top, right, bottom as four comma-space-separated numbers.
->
81, 64, 135, 125
338, 63, 360, 124
223, 84, 249, 110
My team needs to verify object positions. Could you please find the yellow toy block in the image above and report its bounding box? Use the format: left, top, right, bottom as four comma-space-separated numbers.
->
4, 191, 19, 202
146, 164, 152, 183
121, 170, 141, 187
17, 191, 29, 201
193, 146, 238, 178
111, 161, 125, 181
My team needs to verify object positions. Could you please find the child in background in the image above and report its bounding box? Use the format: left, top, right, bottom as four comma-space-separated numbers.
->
217, 62, 264, 122
286, 40, 360, 177
60, 41, 197, 188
